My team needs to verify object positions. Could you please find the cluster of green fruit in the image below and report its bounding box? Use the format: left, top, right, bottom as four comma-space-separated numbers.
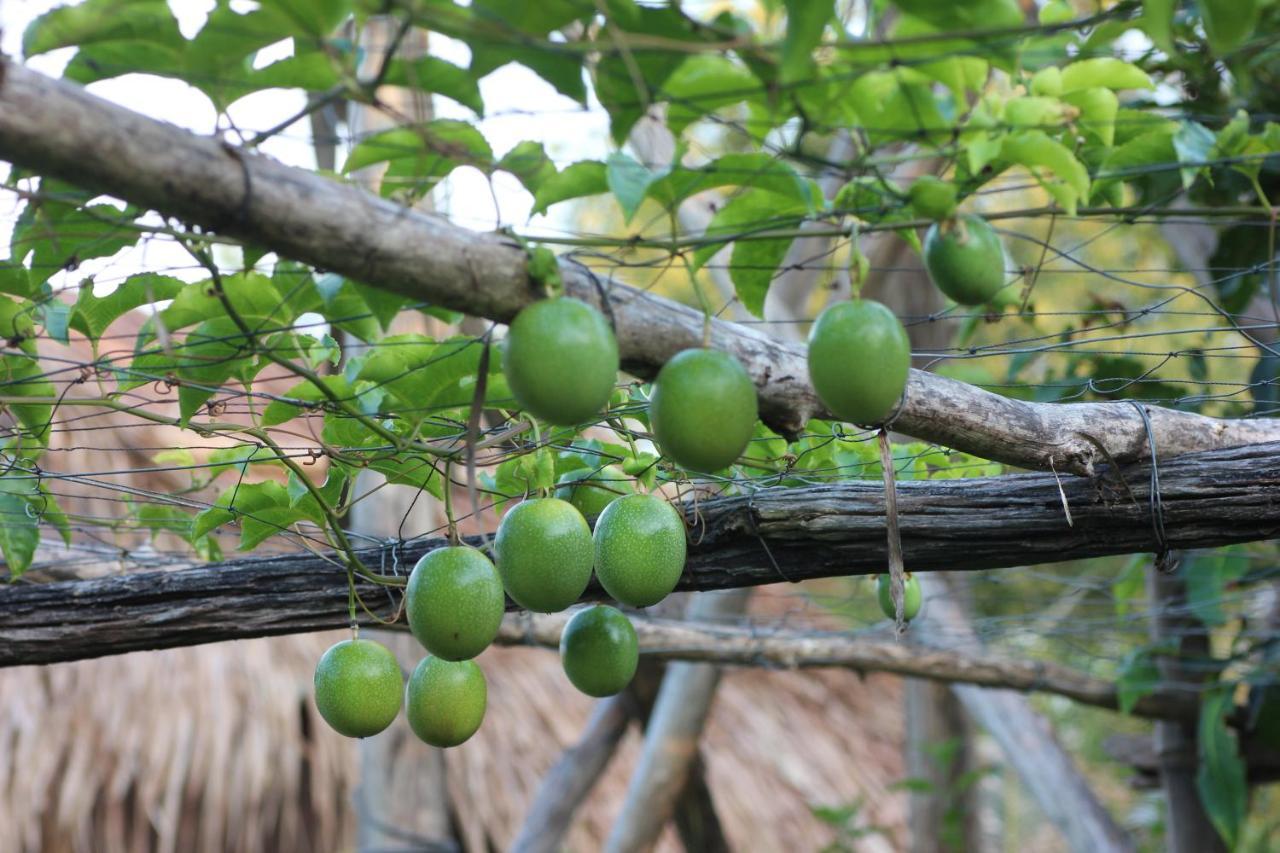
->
312, 270, 946, 746
313, 484, 686, 746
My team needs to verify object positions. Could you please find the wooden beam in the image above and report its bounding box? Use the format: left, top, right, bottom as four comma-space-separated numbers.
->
0, 62, 1277, 472
1, 442, 1276, 693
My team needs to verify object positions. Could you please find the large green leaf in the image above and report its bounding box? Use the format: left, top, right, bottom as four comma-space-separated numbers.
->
691, 188, 810, 318
1184, 547, 1250, 627
15, 201, 139, 287
0, 350, 55, 444
606, 152, 661, 222
0, 475, 43, 579
999, 131, 1090, 214
1200, 0, 1260, 55
342, 122, 493, 200
1196, 686, 1248, 849
468, 0, 593, 102
23, 0, 181, 56
846, 69, 948, 145
498, 141, 558, 195
1059, 58, 1153, 93
175, 317, 259, 424
648, 153, 815, 212
70, 273, 185, 341
781, 0, 832, 85
530, 161, 609, 215
193, 480, 323, 551
381, 55, 485, 114
660, 54, 762, 135
160, 272, 287, 332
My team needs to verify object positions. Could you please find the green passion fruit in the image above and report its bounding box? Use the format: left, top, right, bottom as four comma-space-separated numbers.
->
313, 638, 404, 738
559, 605, 639, 697
649, 349, 758, 473
877, 573, 923, 622
494, 497, 594, 613
554, 465, 633, 520
907, 176, 957, 221
502, 297, 619, 425
807, 299, 910, 425
593, 493, 687, 608
405, 546, 506, 661
923, 214, 1006, 306
405, 656, 487, 748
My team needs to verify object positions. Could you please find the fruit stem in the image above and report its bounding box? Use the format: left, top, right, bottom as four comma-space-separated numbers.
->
877, 429, 907, 638
444, 459, 460, 546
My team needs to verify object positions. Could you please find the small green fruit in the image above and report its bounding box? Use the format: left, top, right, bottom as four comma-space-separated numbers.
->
907, 176, 957, 221
554, 465, 633, 519
807, 299, 911, 425
594, 493, 686, 607
650, 349, 758, 473
560, 605, 639, 697
923, 214, 1006, 306
313, 639, 404, 738
502, 297, 619, 425
494, 498, 593, 613
405, 656, 487, 748
877, 573, 923, 622
405, 546, 506, 661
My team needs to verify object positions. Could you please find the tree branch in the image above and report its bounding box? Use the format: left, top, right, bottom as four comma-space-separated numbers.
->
0, 62, 1276, 472
2, 441, 1278, 668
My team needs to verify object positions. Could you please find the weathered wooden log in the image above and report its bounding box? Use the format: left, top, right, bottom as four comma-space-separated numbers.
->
1, 61, 1277, 472
2, 441, 1277, 668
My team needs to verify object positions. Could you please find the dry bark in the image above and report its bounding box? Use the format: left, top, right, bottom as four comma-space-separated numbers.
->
2, 440, 1278, 668
1, 63, 1277, 472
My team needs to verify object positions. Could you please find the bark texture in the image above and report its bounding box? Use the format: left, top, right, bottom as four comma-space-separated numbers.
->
3, 441, 1278, 667
0, 63, 1277, 471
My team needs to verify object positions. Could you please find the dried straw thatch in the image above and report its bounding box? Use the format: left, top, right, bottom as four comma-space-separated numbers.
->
1, 320, 910, 852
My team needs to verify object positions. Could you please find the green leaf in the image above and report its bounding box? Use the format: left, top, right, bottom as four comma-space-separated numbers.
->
0, 351, 55, 443
530, 161, 609, 216
193, 480, 322, 550
648, 153, 815, 212
593, 3, 716, 142
258, 0, 352, 39
342, 122, 493, 200
497, 141, 558, 195
262, 376, 353, 426
1115, 646, 1161, 714
1062, 87, 1119, 147
606, 152, 659, 222
0, 262, 32, 299
41, 299, 71, 345
381, 55, 485, 114
999, 131, 1090, 215
16, 202, 139, 287
249, 52, 340, 93
888, 0, 1023, 34
23, 0, 181, 56
468, 0, 592, 102
1197, 685, 1248, 849
70, 273, 185, 341
1058, 58, 1153, 93
160, 272, 287, 332
847, 69, 947, 145
1173, 121, 1217, 188
691, 188, 809, 318
0, 475, 42, 579
1200, 0, 1260, 55
781, 0, 831, 85
659, 54, 762, 135
1185, 547, 1250, 627
1142, 0, 1175, 53
175, 317, 258, 424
